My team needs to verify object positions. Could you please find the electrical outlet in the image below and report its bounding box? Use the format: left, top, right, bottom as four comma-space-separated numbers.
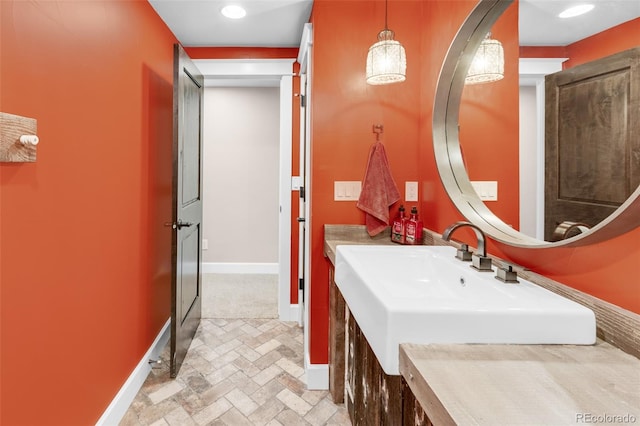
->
202, 239, 208, 250
291, 176, 302, 190
405, 181, 418, 201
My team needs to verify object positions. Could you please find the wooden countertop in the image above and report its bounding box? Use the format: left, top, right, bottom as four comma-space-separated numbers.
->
400, 342, 640, 426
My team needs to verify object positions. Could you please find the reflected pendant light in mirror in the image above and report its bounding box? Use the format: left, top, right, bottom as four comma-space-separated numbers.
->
366, 0, 407, 85
465, 32, 504, 84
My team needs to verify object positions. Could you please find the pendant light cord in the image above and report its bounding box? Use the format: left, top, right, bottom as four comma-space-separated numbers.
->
384, 0, 389, 30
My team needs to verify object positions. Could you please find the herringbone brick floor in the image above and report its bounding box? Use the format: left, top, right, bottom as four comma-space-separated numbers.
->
120, 318, 350, 425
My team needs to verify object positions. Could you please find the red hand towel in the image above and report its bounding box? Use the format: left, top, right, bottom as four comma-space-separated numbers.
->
357, 141, 401, 236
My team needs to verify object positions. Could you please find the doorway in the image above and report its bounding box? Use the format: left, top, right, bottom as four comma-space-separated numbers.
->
193, 58, 296, 321
201, 86, 280, 318
518, 57, 565, 240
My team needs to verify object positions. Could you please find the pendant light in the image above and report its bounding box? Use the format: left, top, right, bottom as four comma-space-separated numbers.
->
366, 0, 407, 85
465, 32, 504, 85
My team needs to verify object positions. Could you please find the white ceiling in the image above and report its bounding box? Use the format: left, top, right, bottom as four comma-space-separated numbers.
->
519, 0, 640, 46
147, 0, 313, 47
147, 0, 639, 48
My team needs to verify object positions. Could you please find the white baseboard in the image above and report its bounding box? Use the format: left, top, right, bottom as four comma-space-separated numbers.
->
284, 303, 300, 323
304, 353, 329, 390
203, 262, 279, 274
96, 319, 171, 426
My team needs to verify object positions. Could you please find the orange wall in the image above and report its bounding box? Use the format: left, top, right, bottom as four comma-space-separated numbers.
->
310, 0, 431, 364
519, 18, 640, 68
520, 45, 567, 58
291, 63, 301, 305
0, 1, 177, 424
458, 2, 520, 229
564, 18, 640, 68
308, 0, 640, 366
185, 47, 299, 60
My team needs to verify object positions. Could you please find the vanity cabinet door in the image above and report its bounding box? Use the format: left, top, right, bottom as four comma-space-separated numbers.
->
345, 310, 359, 422
334, 263, 406, 425
329, 265, 346, 403
380, 368, 403, 424
349, 312, 377, 425
346, 304, 405, 425
402, 378, 433, 426
402, 378, 432, 426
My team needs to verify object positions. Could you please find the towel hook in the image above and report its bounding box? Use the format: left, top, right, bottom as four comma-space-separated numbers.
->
372, 124, 384, 141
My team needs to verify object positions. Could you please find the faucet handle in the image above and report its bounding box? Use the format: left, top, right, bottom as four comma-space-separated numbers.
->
456, 243, 473, 261
471, 254, 493, 272
496, 264, 519, 283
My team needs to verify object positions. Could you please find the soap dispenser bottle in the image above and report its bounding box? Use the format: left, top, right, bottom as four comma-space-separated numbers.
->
405, 206, 423, 245
391, 205, 407, 244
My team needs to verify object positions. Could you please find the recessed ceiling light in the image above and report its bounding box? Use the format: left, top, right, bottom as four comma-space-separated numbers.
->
558, 4, 595, 18
221, 5, 246, 19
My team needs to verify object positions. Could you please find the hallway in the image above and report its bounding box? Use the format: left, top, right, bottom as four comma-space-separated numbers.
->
120, 318, 350, 425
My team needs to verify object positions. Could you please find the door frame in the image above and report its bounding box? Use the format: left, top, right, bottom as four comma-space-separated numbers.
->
519, 58, 565, 240
296, 23, 324, 389
193, 58, 296, 321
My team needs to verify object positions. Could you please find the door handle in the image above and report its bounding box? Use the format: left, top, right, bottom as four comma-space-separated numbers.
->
176, 220, 194, 229
164, 220, 194, 230
297, 217, 305, 223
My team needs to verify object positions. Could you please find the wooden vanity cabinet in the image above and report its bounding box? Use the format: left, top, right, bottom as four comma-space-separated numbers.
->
402, 379, 432, 426
346, 310, 405, 425
328, 265, 345, 403
329, 264, 430, 425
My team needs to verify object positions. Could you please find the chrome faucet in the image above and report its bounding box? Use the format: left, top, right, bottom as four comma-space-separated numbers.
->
442, 221, 493, 272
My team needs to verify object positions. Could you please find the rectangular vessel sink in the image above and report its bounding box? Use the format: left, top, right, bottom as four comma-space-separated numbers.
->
334, 245, 596, 375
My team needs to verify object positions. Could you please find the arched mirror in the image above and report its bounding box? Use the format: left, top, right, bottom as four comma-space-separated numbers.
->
433, 0, 640, 248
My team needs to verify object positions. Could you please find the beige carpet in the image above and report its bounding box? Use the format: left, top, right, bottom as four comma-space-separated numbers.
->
202, 273, 278, 319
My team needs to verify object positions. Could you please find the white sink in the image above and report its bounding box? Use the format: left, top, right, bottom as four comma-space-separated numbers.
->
334, 245, 596, 375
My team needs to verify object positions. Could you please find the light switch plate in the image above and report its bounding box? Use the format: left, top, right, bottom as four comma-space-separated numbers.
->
334, 181, 362, 201
405, 181, 418, 201
291, 176, 303, 190
470, 181, 498, 201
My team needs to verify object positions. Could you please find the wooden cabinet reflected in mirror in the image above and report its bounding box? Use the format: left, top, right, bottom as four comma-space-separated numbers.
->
455, 0, 640, 244
545, 47, 640, 241
433, 0, 640, 248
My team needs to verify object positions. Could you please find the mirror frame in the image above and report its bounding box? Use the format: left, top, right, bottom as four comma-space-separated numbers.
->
433, 0, 640, 248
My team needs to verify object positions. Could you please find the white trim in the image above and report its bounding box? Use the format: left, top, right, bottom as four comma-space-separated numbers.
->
278, 74, 293, 322
304, 353, 329, 390
288, 303, 300, 322
519, 58, 566, 240
297, 23, 313, 68
533, 78, 546, 240
300, 25, 314, 385
194, 59, 296, 88
519, 58, 567, 84
195, 59, 295, 76
202, 262, 279, 274
96, 319, 171, 426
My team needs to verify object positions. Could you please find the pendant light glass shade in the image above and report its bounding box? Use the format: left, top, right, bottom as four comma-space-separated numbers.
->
366, 29, 407, 85
465, 33, 504, 85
